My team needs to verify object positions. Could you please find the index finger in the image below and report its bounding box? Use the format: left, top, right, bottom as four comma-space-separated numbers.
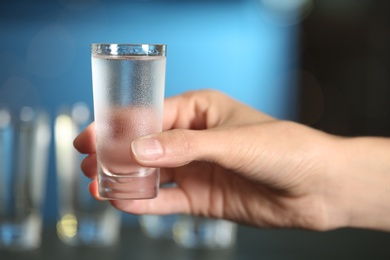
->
162, 90, 273, 131
162, 90, 217, 131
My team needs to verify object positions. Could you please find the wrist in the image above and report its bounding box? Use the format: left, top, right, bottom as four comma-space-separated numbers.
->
330, 137, 390, 231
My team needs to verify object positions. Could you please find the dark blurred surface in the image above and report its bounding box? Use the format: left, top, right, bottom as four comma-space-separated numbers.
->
298, 0, 390, 136
1, 225, 390, 260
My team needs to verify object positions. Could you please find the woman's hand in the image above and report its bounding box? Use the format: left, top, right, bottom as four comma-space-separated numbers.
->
74, 90, 390, 232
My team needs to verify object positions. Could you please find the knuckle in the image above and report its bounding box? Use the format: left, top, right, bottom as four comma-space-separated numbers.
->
170, 129, 195, 154
162, 129, 197, 161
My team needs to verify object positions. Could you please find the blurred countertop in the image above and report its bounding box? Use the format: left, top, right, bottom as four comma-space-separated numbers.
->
2, 224, 390, 260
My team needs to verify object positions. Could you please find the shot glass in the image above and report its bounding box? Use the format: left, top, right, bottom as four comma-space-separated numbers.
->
55, 103, 121, 246
91, 43, 166, 200
0, 106, 51, 251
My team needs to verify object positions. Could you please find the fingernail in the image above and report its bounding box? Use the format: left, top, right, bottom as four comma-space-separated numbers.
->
131, 137, 163, 161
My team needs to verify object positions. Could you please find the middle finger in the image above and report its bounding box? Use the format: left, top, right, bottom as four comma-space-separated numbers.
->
81, 153, 97, 179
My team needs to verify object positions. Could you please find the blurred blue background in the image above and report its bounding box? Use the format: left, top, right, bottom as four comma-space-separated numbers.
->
1, 0, 302, 224
2, 0, 390, 258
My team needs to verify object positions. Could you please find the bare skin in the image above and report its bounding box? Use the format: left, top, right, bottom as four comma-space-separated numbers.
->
74, 90, 390, 232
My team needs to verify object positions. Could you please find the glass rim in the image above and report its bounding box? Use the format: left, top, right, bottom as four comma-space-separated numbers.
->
91, 43, 166, 57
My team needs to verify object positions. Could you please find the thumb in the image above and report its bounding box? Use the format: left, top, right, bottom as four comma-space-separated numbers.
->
130, 127, 258, 171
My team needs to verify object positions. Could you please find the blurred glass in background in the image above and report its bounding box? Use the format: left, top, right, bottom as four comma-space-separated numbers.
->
0, 106, 51, 250
173, 216, 237, 249
140, 214, 178, 240
139, 183, 178, 241
141, 214, 237, 249
55, 102, 121, 247
140, 184, 237, 249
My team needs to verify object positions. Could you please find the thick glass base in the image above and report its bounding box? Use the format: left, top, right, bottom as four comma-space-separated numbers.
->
98, 168, 159, 200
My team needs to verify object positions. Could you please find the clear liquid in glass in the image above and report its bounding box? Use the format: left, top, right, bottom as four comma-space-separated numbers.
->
91, 53, 165, 199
